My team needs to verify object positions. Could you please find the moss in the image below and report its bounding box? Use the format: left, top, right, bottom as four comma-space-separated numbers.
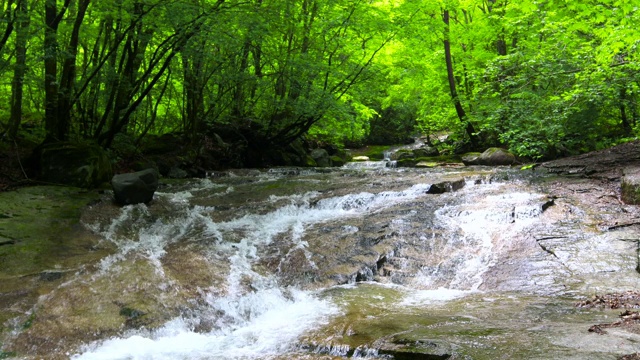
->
0, 351, 17, 359
0, 186, 103, 278
621, 181, 640, 205
349, 145, 393, 161
415, 162, 439, 168
397, 155, 463, 168
330, 155, 346, 167
0, 187, 108, 350
305, 155, 317, 167
414, 155, 462, 163
21, 313, 35, 330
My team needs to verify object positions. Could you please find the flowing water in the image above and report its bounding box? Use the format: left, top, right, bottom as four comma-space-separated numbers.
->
3, 162, 640, 359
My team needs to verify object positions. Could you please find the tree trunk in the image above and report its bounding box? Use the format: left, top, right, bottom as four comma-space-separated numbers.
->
8, 0, 29, 139
43, 0, 70, 142
56, 0, 90, 139
443, 9, 476, 145
0, 0, 15, 55
182, 43, 205, 137
620, 87, 632, 133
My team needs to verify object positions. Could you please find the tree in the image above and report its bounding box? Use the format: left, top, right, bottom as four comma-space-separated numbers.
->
7, 0, 29, 139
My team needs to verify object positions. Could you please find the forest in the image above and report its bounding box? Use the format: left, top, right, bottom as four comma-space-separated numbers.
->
0, 0, 639, 173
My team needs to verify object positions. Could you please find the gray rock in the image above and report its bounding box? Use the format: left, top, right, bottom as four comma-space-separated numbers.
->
427, 179, 466, 194
395, 150, 415, 160
477, 148, 515, 166
413, 146, 439, 157
112, 168, 159, 205
462, 152, 482, 166
311, 148, 331, 167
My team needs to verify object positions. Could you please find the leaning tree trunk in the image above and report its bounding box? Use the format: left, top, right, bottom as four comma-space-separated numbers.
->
56, 0, 90, 140
443, 9, 476, 146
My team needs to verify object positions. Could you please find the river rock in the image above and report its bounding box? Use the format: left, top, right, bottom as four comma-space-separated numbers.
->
621, 167, 640, 205
415, 161, 439, 168
413, 146, 439, 157
462, 152, 482, 165
311, 148, 331, 167
37, 142, 113, 188
111, 168, 159, 205
427, 179, 466, 194
477, 148, 515, 166
330, 155, 346, 167
395, 150, 415, 160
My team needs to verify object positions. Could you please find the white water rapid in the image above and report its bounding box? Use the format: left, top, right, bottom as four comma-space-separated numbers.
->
73, 176, 457, 359
5, 165, 640, 359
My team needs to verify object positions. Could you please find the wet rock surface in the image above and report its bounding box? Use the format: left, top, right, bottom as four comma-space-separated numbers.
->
2, 144, 640, 359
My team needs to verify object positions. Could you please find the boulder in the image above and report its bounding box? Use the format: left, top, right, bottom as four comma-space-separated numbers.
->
621, 167, 640, 205
413, 146, 439, 157
37, 142, 112, 188
477, 148, 515, 166
311, 148, 331, 167
427, 179, 466, 194
330, 155, 346, 167
112, 168, 159, 205
395, 150, 415, 161
395, 158, 417, 167
461, 152, 482, 166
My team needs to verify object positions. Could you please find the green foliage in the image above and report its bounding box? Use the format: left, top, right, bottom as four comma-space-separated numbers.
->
0, 0, 637, 160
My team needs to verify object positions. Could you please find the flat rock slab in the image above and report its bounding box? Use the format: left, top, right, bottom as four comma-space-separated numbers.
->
542, 140, 640, 179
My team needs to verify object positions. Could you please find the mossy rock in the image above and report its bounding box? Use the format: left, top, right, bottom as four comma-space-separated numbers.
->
621, 167, 640, 205
37, 142, 113, 188
305, 155, 317, 167
477, 148, 515, 166
462, 152, 482, 166
396, 158, 417, 167
330, 155, 346, 167
413, 147, 439, 157
362, 145, 392, 160
395, 150, 415, 161
311, 148, 331, 167
415, 161, 439, 168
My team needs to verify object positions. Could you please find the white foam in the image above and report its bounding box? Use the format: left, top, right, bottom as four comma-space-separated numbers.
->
73, 290, 337, 360
77, 183, 439, 359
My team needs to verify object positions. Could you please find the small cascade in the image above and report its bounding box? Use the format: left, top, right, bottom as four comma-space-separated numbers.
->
383, 150, 397, 168
73, 179, 446, 359
8, 165, 640, 360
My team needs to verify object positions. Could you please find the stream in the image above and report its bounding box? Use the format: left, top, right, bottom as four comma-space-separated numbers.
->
2, 160, 640, 359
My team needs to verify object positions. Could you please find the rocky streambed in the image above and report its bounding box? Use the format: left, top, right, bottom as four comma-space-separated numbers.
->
2, 145, 640, 359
